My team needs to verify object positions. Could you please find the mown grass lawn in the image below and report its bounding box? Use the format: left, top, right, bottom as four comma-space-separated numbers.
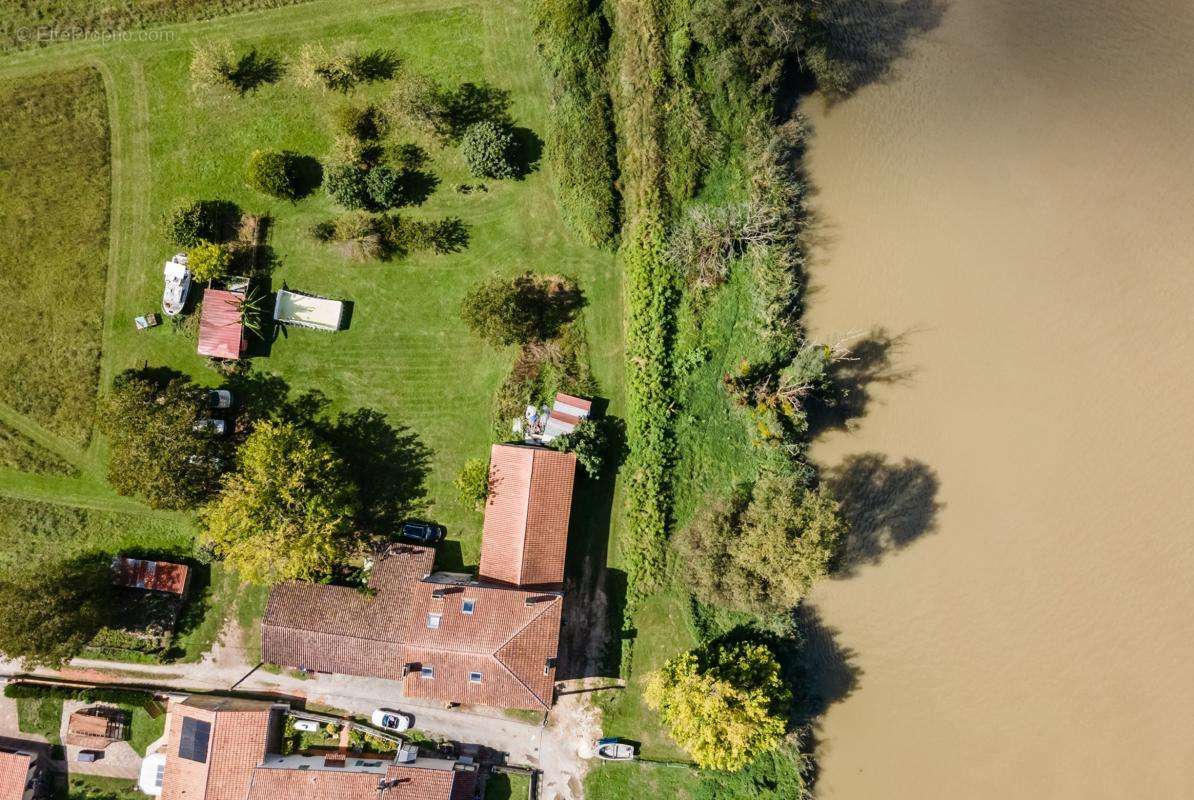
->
64, 775, 143, 800
584, 761, 703, 800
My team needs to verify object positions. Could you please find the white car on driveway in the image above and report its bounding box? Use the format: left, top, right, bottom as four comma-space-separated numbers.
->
371, 709, 413, 732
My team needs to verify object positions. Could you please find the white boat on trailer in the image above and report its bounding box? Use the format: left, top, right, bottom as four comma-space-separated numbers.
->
162, 253, 191, 317
594, 738, 636, 761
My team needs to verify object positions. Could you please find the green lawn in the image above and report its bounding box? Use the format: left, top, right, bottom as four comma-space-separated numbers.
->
16, 695, 64, 745
0, 0, 623, 661
584, 762, 703, 800
62, 775, 142, 800
484, 771, 532, 800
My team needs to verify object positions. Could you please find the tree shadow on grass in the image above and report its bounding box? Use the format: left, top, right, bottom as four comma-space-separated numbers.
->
826, 452, 942, 576
290, 155, 324, 200
323, 407, 432, 539
229, 49, 284, 94
446, 81, 512, 138
351, 48, 400, 83
509, 127, 543, 179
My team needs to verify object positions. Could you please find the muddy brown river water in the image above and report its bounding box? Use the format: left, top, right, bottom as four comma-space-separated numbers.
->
800, 0, 1194, 796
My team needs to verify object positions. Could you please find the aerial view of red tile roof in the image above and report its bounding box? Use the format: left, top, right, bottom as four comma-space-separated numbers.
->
479, 444, 576, 588
0, 747, 34, 800
262, 546, 564, 710
197, 289, 246, 360
156, 697, 473, 800
112, 556, 190, 595
160, 697, 276, 800
246, 761, 475, 800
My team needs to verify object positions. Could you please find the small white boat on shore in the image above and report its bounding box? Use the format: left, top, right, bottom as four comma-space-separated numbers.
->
594, 738, 636, 761
162, 253, 191, 317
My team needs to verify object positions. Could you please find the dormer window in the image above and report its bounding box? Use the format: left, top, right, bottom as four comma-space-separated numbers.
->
461, 599, 476, 615
427, 613, 441, 629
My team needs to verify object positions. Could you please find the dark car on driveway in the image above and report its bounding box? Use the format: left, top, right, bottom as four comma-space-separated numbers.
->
400, 521, 445, 544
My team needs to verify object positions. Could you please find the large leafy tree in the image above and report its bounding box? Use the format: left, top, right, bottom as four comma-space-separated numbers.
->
645, 640, 791, 771
678, 474, 846, 614
200, 420, 360, 585
99, 369, 228, 510
0, 556, 113, 668
460, 272, 583, 347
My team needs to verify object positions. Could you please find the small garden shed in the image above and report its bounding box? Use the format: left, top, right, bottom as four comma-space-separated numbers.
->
197, 289, 246, 359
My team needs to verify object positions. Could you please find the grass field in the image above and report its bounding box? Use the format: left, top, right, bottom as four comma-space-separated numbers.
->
0, 67, 109, 447
64, 775, 143, 800
0, 422, 78, 476
0, 0, 623, 664
483, 771, 532, 800
16, 695, 64, 744
0, 1, 313, 52
584, 762, 703, 800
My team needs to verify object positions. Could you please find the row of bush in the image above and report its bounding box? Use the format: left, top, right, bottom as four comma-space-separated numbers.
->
531, 0, 620, 246
3, 683, 154, 706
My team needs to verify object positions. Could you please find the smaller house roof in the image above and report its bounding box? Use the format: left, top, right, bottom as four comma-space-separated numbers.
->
112, 557, 190, 595
0, 749, 33, 800
198, 289, 246, 360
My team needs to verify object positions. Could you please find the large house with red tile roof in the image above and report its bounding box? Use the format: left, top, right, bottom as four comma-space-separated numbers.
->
0, 741, 47, 800
151, 697, 475, 800
261, 443, 578, 710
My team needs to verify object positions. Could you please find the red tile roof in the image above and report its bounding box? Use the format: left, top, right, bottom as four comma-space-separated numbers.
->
262, 548, 564, 709
158, 697, 473, 800
245, 763, 474, 800
112, 556, 190, 595
160, 698, 275, 800
0, 750, 32, 800
198, 289, 246, 360
479, 444, 576, 588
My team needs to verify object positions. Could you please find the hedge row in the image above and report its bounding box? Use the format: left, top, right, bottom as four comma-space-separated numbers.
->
622, 216, 678, 602
531, 0, 620, 246
3, 683, 154, 706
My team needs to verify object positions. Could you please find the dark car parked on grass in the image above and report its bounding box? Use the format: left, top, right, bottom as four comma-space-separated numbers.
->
400, 521, 445, 544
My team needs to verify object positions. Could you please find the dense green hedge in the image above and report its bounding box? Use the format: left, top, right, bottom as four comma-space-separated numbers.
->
531, 0, 620, 246
622, 216, 678, 600
3, 683, 154, 706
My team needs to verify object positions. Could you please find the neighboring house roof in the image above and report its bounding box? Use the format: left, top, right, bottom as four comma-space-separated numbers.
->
157, 698, 472, 800
261, 548, 565, 709
245, 763, 475, 800
159, 698, 275, 800
197, 289, 246, 360
112, 557, 190, 595
478, 444, 576, 588
0, 749, 33, 800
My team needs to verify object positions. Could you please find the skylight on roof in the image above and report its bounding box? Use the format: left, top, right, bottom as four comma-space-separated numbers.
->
462, 599, 476, 615
421, 666, 435, 679
427, 612, 441, 629
469, 671, 482, 683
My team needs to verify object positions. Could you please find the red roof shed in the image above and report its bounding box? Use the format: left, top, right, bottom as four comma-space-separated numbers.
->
197, 289, 246, 360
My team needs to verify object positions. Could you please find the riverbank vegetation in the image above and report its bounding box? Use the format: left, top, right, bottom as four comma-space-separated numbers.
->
524, 0, 860, 792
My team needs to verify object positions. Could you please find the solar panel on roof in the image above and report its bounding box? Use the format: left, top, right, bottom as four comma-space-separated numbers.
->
178, 717, 210, 763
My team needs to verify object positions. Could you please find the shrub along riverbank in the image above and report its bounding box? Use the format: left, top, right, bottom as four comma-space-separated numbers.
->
526, 0, 860, 793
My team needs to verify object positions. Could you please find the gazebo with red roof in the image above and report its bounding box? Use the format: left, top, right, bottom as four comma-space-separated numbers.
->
197, 289, 246, 360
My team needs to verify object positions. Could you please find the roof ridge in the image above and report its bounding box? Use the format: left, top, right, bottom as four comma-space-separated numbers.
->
261, 621, 404, 645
